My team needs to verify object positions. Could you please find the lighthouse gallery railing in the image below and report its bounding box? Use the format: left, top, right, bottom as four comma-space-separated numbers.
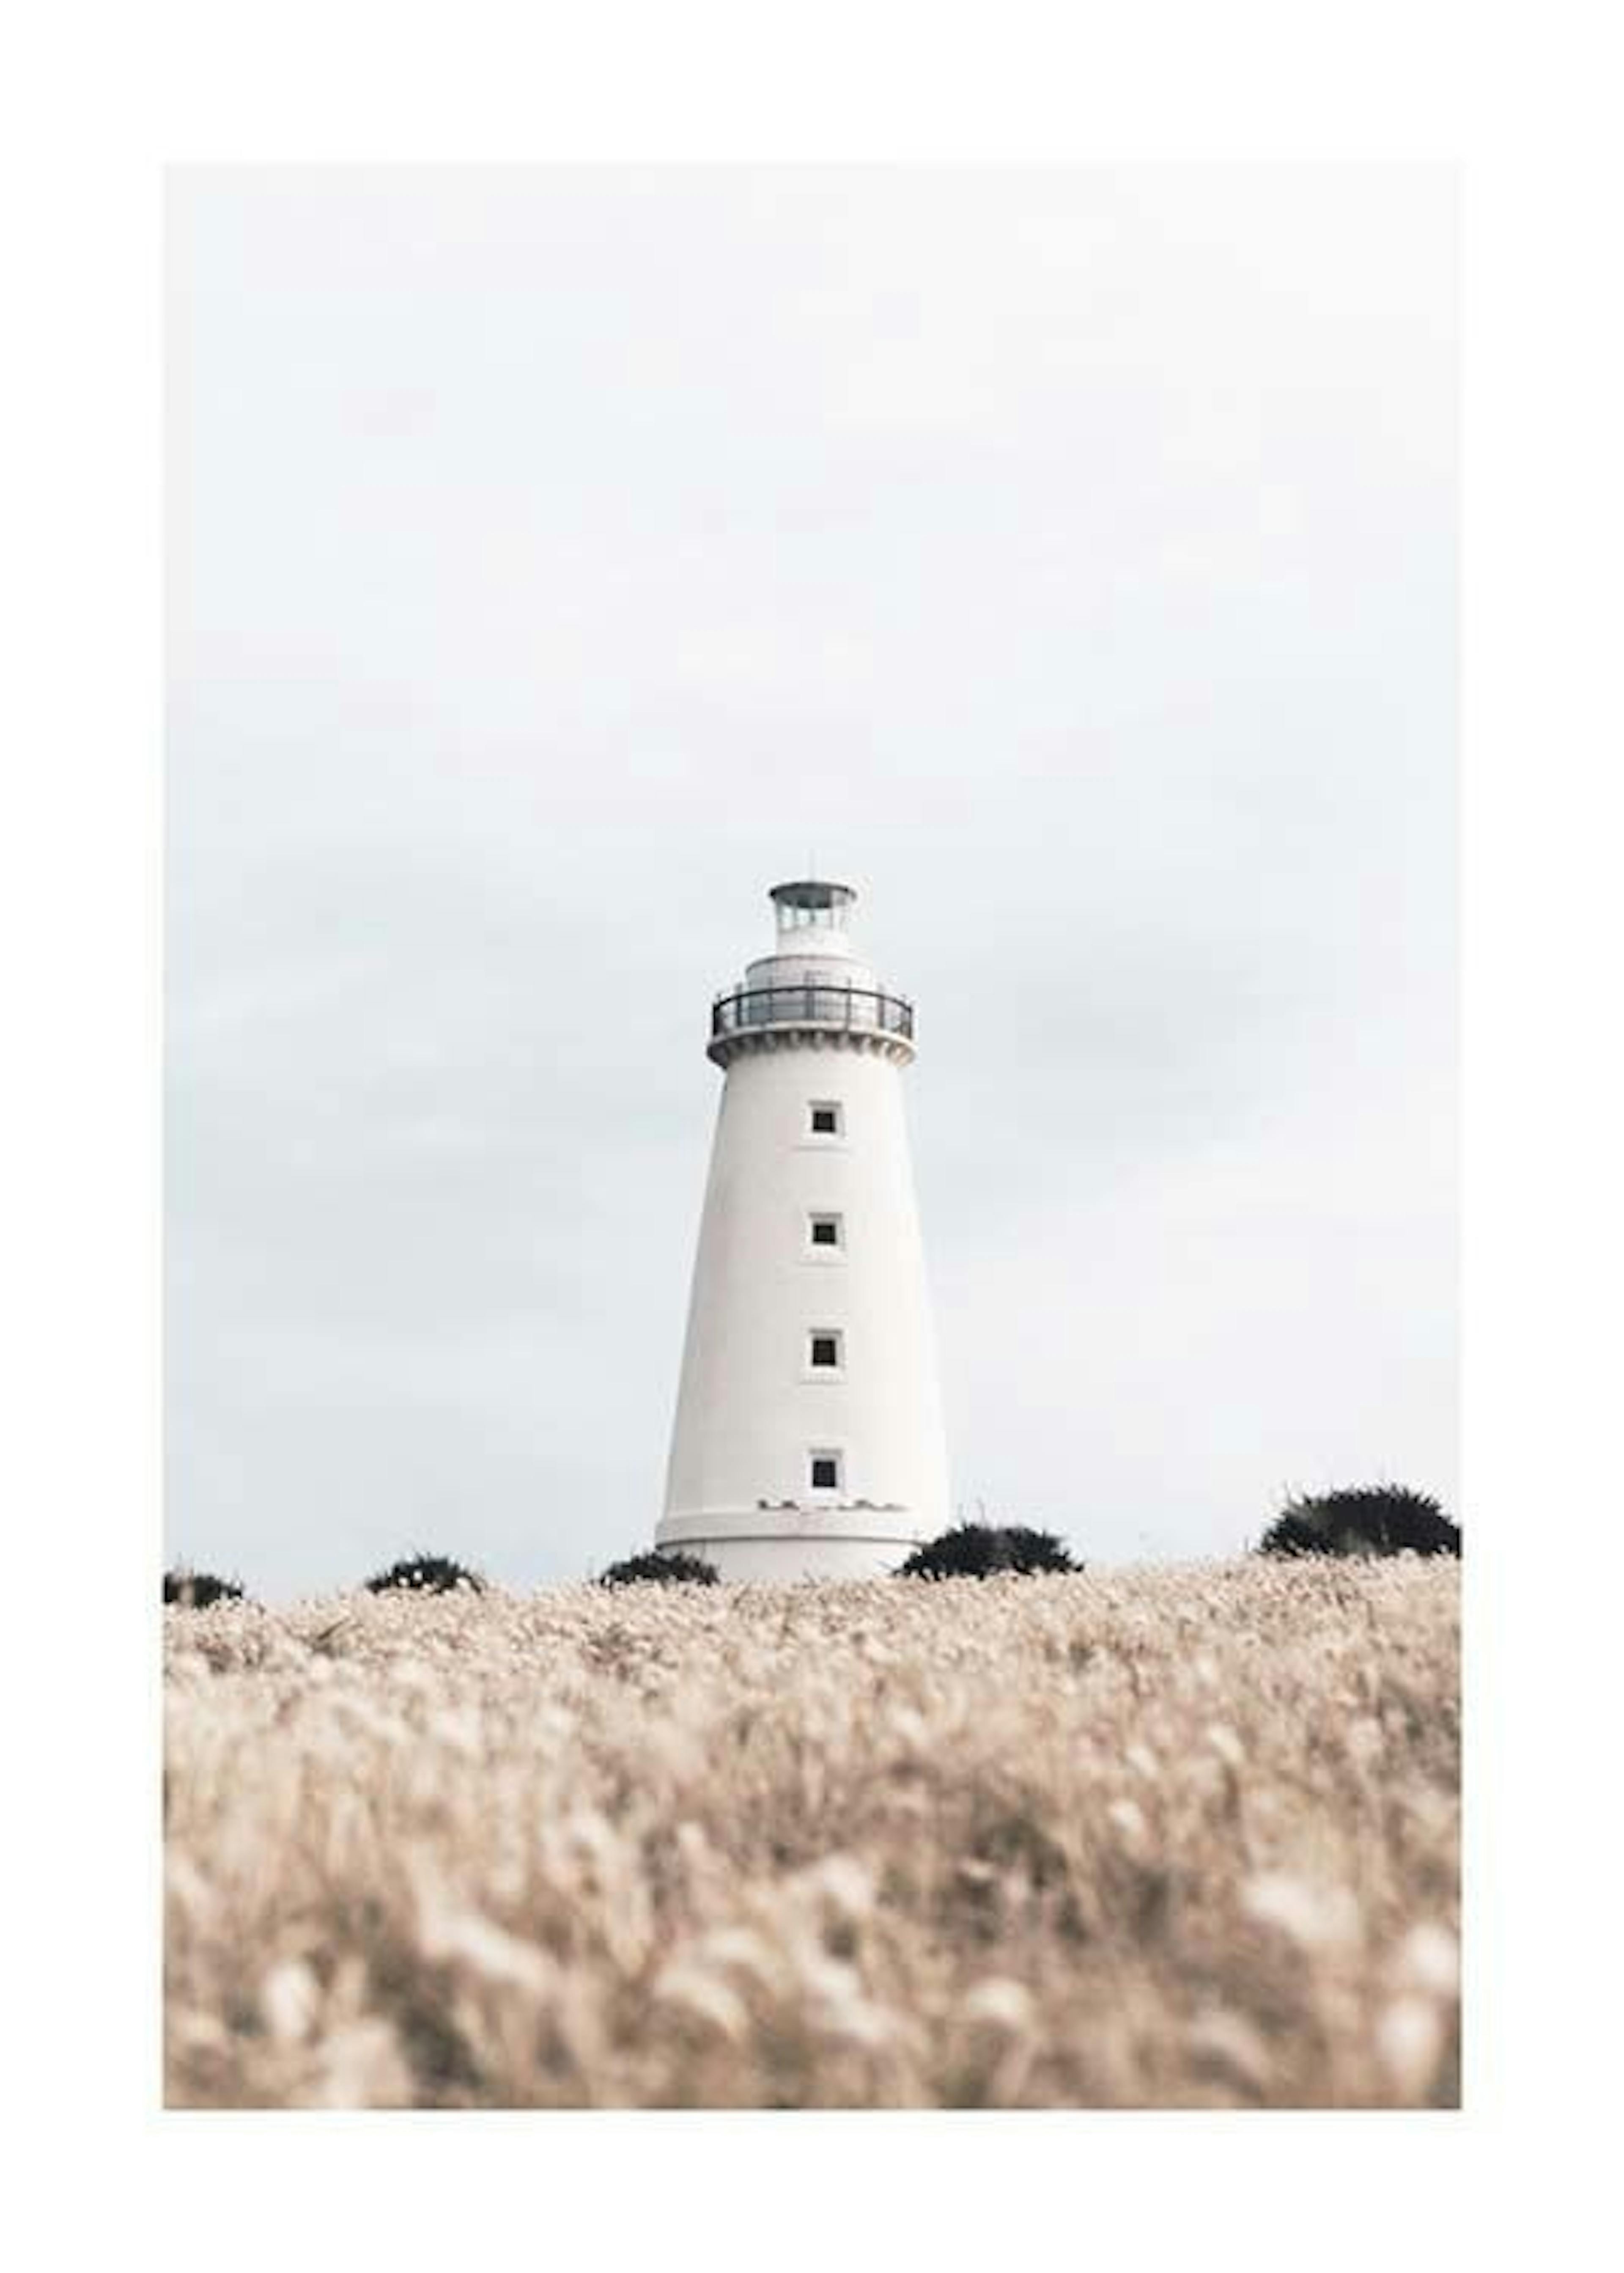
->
711, 983, 915, 1042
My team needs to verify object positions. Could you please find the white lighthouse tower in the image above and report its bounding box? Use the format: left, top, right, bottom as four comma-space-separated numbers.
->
658, 879, 950, 1581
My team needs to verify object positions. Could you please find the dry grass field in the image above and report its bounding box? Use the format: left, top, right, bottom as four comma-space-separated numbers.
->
164, 1560, 1459, 2109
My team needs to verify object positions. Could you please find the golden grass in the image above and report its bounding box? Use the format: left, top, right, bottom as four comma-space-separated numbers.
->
164, 1559, 1459, 2108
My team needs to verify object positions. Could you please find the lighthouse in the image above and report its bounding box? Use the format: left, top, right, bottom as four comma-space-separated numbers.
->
658, 879, 951, 1581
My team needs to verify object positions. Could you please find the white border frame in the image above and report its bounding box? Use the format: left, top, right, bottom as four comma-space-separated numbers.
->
8, 5, 1623, 2263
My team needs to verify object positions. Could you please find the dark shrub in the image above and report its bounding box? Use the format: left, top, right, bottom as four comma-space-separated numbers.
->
363, 1553, 486, 1595
1257, 1486, 1460, 1559
163, 1567, 245, 1609
600, 1549, 720, 1588
898, 1523, 1080, 1579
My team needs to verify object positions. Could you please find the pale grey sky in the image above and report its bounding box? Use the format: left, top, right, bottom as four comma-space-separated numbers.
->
166, 166, 1456, 1599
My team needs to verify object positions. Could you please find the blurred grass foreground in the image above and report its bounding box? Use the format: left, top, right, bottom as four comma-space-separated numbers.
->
165, 1559, 1459, 2108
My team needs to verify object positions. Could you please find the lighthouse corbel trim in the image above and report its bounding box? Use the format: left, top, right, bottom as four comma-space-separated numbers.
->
658, 879, 950, 1582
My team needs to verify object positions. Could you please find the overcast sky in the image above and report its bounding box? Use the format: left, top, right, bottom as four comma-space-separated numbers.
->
166, 166, 1456, 1599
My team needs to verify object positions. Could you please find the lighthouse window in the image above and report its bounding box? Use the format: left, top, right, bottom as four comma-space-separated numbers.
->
809, 1450, 842, 1492
809, 1331, 843, 1370
809, 1101, 842, 1137
808, 1213, 843, 1251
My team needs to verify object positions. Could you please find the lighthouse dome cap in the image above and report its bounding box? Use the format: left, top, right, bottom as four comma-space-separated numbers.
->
769, 879, 857, 912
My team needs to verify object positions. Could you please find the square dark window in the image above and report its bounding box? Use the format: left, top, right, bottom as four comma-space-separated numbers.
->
810, 1334, 840, 1369
809, 1102, 842, 1136
809, 1215, 841, 1248
810, 1455, 840, 1490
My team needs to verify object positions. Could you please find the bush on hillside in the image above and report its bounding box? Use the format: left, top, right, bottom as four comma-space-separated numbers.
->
164, 1567, 245, 1609
600, 1549, 720, 1588
898, 1523, 1079, 1579
1256, 1486, 1460, 1559
363, 1553, 486, 1595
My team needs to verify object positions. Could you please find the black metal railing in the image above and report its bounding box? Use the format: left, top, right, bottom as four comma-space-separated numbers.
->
711, 983, 915, 1042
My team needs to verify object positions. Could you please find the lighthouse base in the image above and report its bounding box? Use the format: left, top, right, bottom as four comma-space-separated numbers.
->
656, 1508, 933, 1584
